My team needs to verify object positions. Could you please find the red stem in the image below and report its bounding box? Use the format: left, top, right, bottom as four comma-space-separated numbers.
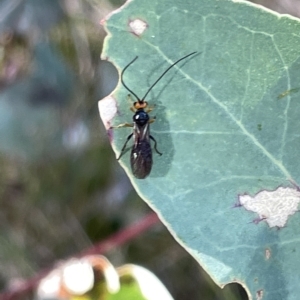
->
0, 212, 160, 300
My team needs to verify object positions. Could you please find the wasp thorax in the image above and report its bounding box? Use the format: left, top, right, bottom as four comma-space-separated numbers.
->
133, 110, 149, 126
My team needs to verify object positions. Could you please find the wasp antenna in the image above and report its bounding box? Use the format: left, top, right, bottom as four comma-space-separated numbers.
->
141, 51, 197, 101
121, 56, 141, 101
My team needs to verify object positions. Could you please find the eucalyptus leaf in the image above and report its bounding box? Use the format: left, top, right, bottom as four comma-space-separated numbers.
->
99, 0, 300, 299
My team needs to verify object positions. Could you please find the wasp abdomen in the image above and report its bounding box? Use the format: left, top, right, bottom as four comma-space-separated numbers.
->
131, 139, 153, 179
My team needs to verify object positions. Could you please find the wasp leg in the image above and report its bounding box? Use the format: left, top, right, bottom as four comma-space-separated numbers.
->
110, 123, 133, 129
127, 94, 134, 104
146, 104, 156, 113
148, 116, 156, 124
150, 135, 162, 156
117, 133, 133, 160
127, 94, 137, 112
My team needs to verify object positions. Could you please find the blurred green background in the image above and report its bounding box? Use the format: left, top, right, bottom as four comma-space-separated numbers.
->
0, 0, 296, 299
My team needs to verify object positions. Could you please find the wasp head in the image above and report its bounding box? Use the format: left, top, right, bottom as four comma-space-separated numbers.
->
133, 101, 148, 110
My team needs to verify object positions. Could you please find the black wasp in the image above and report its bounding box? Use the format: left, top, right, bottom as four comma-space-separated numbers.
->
112, 52, 197, 179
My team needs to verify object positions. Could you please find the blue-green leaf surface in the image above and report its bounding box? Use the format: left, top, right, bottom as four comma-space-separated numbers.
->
99, 0, 300, 299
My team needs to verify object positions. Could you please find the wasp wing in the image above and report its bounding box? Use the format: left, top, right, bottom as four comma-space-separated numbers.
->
130, 123, 152, 179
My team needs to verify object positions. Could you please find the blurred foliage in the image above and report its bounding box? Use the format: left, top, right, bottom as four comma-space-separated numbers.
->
1, 0, 296, 299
